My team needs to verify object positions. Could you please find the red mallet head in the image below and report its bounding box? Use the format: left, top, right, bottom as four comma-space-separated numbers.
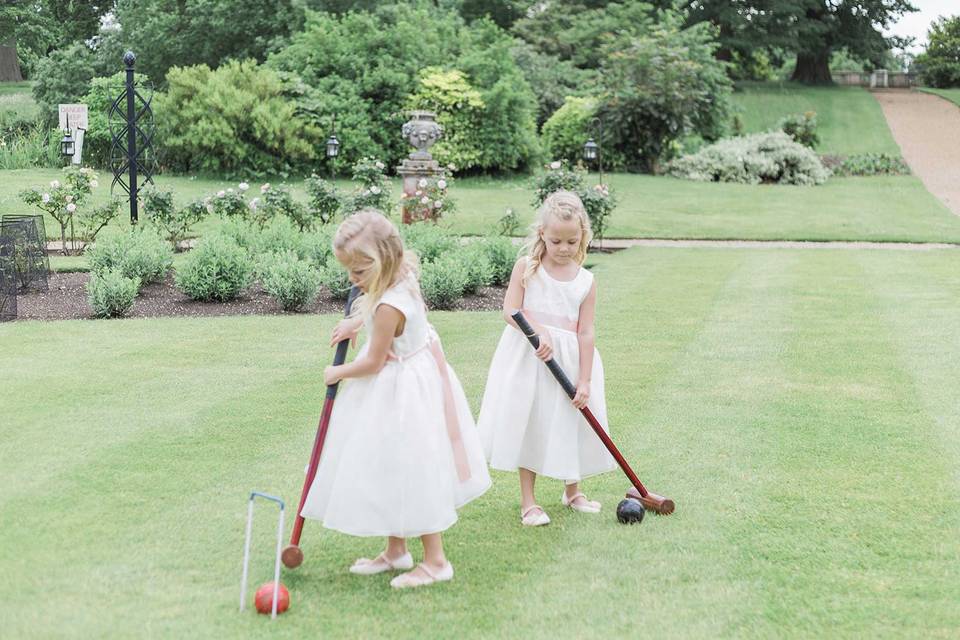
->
254, 582, 290, 615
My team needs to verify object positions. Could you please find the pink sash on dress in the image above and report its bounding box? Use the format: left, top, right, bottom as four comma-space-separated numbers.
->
520, 308, 579, 333
386, 333, 472, 483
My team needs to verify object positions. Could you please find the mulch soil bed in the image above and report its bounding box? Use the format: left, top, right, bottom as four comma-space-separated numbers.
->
13, 272, 506, 321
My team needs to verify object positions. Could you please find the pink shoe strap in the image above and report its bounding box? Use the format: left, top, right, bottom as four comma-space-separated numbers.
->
521, 505, 545, 519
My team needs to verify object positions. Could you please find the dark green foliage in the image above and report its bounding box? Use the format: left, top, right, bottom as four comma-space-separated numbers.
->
916, 16, 960, 88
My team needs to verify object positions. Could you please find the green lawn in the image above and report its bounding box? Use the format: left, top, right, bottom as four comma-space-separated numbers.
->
0, 81, 39, 123
732, 82, 901, 156
5, 169, 960, 244
3, 246, 960, 637
920, 88, 960, 109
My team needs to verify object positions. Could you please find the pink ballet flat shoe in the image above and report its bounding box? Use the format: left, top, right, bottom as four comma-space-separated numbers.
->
561, 491, 601, 513
349, 552, 414, 575
520, 505, 551, 526
390, 562, 454, 589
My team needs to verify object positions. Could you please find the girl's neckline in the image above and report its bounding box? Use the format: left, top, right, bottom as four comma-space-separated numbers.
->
539, 262, 580, 283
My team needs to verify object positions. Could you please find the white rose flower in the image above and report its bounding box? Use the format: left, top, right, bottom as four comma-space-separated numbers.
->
420, 196, 430, 205
51, 180, 60, 188
66, 203, 77, 213
415, 190, 422, 196
65, 195, 73, 203
447, 164, 457, 171
41, 193, 50, 203
261, 183, 271, 193
550, 161, 562, 170
418, 178, 428, 188
375, 161, 385, 169
434, 200, 443, 209
238, 182, 249, 191
217, 190, 226, 198
206, 204, 214, 214
437, 179, 447, 190
370, 185, 381, 194
90, 180, 98, 188
249, 198, 259, 210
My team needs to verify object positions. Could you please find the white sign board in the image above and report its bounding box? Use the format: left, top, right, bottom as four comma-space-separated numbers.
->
58, 104, 88, 165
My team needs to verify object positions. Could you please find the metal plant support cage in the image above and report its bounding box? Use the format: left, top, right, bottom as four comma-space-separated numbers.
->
0, 236, 17, 322
109, 52, 157, 224
0, 215, 49, 293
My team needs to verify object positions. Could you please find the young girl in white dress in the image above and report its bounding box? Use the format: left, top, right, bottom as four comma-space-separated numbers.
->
477, 190, 615, 526
300, 209, 490, 588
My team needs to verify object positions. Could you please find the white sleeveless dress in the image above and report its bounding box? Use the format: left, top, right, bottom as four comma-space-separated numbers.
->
301, 277, 491, 537
477, 261, 616, 482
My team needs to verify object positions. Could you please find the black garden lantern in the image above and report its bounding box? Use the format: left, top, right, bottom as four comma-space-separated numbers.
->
583, 116, 604, 186
60, 115, 75, 160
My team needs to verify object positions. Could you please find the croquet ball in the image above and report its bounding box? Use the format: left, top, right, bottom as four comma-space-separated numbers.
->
616, 498, 645, 525
254, 582, 290, 615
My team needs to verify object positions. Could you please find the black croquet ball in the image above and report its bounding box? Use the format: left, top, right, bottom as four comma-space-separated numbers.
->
616, 498, 645, 525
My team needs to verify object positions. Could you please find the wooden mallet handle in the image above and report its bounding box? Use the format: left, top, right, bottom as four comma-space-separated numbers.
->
511, 311, 674, 516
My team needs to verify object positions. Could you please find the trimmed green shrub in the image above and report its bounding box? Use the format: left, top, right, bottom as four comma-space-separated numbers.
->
779, 112, 819, 149
401, 223, 458, 264
835, 153, 910, 177
460, 242, 494, 294
421, 254, 468, 310
157, 60, 321, 177
542, 96, 596, 167
87, 268, 140, 318
175, 235, 254, 302
248, 218, 306, 258
301, 227, 336, 270
259, 251, 322, 311
668, 132, 831, 186
476, 236, 517, 286
319, 263, 352, 301
87, 229, 173, 286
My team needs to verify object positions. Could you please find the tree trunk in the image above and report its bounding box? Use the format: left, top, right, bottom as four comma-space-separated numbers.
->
792, 50, 833, 85
0, 39, 24, 82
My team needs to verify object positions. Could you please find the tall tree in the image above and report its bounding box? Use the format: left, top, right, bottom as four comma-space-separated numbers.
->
789, 0, 916, 84
0, 1, 109, 80
680, 0, 916, 84
112, 0, 306, 84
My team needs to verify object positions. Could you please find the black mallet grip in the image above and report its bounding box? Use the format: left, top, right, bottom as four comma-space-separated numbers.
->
511, 310, 578, 398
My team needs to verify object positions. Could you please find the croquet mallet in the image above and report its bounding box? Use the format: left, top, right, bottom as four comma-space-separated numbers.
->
282, 286, 360, 568
511, 310, 675, 515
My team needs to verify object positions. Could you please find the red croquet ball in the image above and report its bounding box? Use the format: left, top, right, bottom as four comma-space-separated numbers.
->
254, 581, 290, 615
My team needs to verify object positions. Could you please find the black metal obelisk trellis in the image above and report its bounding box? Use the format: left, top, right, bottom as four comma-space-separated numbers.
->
109, 51, 157, 224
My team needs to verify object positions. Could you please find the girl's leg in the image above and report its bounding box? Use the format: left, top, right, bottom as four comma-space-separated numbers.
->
563, 481, 600, 511
519, 467, 539, 511
385, 536, 408, 560
420, 533, 447, 571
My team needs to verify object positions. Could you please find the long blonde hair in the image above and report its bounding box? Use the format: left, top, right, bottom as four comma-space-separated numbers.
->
521, 190, 592, 286
333, 209, 420, 317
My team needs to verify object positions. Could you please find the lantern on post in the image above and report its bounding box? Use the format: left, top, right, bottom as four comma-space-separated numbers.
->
583, 116, 604, 186
326, 114, 340, 180
60, 115, 75, 161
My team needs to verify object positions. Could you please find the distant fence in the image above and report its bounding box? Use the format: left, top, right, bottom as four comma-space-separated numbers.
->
832, 70, 917, 88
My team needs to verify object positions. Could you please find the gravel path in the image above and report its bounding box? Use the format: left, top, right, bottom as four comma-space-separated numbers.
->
874, 89, 960, 217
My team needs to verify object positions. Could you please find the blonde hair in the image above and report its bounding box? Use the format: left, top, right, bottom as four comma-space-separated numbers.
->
333, 209, 420, 317
521, 190, 592, 286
